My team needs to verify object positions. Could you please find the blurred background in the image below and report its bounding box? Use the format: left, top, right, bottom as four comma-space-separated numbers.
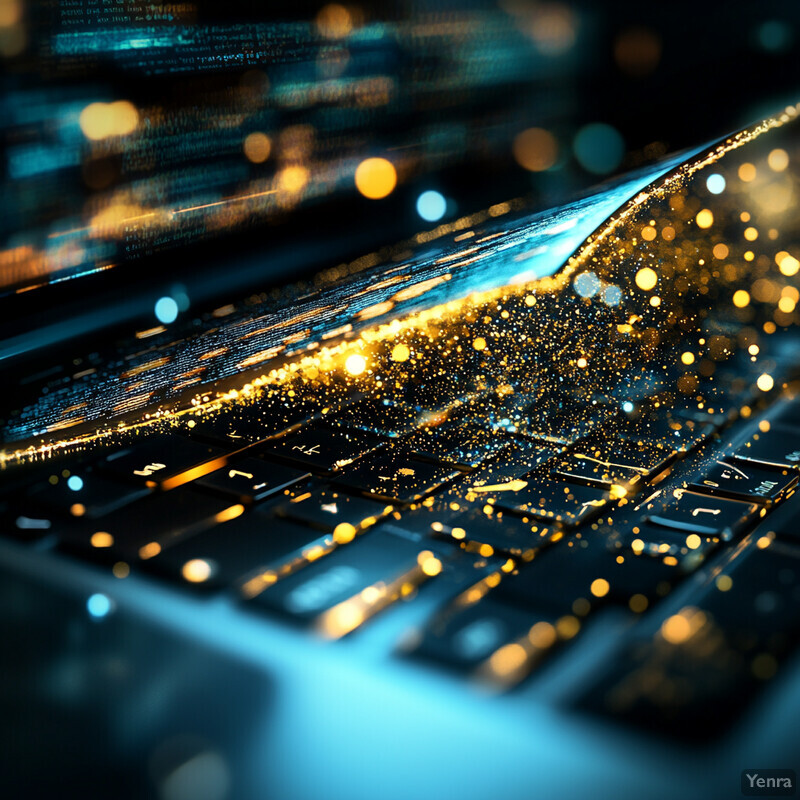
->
2, 0, 800, 310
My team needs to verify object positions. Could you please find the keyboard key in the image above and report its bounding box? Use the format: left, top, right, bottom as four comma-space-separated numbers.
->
266, 423, 386, 473
409, 591, 551, 672
195, 457, 310, 502
522, 399, 615, 445
688, 457, 798, 504
616, 522, 719, 562
465, 438, 563, 487
406, 423, 508, 469
60, 488, 234, 561
429, 509, 553, 559
101, 434, 227, 489
493, 538, 680, 615
144, 509, 330, 589
579, 541, 800, 738
249, 529, 454, 634
275, 488, 393, 532
616, 412, 714, 454
736, 423, 800, 470
492, 473, 610, 527
335, 451, 462, 503
19, 470, 151, 520
643, 489, 759, 539
552, 437, 675, 490
185, 394, 319, 447
335, 399, 421, 438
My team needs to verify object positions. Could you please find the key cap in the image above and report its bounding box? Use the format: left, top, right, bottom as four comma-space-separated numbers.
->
736, 423, 800, 470
578, 541, 800, 738
429, 509, 553, 559
275, 488, 393, 532
494, 537, 681, 615
266, 423, 386, 473
19, 470, 151, 520
642, 489, 759, 539
406, 423, 509, 469
465, 438, 563, 488
249, 529, 454, 634
492, 473, 610, 527
60, 488, 234, 561
408, 592, 551, 672
551, 436, 675, 490
194, 457, 310, 502
616, 522, 719, 562
616, 412, 714, 454
335, 450, 462, 503
185, 394, 319, 447
100, 434, 227, 489
688, 457, 798, 504
522, 399, 616, 445
335, 399, 421, 438
144, 509, 330, 589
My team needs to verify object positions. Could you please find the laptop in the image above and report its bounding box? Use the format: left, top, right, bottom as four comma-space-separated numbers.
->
2, 3, 800, 799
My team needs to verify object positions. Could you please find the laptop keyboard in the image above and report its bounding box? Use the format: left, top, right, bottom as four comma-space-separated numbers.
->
4, 310, 800, 742
4, 124, 800, 743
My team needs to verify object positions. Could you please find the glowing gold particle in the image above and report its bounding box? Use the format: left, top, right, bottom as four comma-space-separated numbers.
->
681, 351, 695, 365
733, 290, 750, 308
744, 226, 759, 241
243, 132, 272, 163
685, 533, 702, 550
79, 100, 139, 141
488, 643, 528, 677
635, 267, 658, 291
590, 578, 610, 598
391, 344, 410, 362
661, 613, 692, 644
316, 4, 353, 39
778, 253, 800, 276
182, 558, 213, 583
738, 162, 757, 182
767, 148, 789, 172
512, 127, 559, 172
333, 522, 357, 544
695, 209, 714, 229
345, 354, 367, 375
716, 574, 733, 592
90, 532, 114, 548
712, 243, 729, 259
354, 157, 397, 199
641, 225, 656, 241
757, 374, 774, 392
472, 337, 487, 351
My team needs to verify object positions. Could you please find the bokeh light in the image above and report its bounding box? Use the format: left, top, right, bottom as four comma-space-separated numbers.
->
512, 128, 559, 172
416, 190, 447, 222
155, 296, 179, 324
573, 123, 624, 174
355, 157, 397, 199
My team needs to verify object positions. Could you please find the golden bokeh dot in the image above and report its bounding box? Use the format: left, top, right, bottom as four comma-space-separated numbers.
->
738, 162, 757, 182
635, 267, 658, 291
316, 4, 353, 39
345, 353, 367, 375
767, 148, 789, 172
512, 127, 559, 172
733, 289, 750, 308
355, 157, 397, 199
681, 351, 695, 365
695, 208, 714, 229
243, 131, 272, 163
641, 225, 656, 241
712, 243, 729, 259
757, 373, 774, 392
472, 337, 487, 351
182, 558, 213, 583
391, 343, 410, 362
